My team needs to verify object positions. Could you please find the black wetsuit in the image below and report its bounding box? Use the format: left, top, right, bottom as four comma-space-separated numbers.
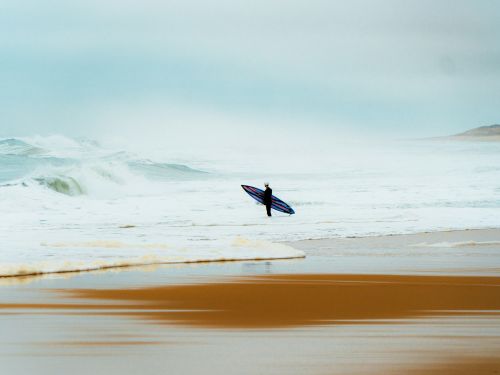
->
264, 187, 272, 216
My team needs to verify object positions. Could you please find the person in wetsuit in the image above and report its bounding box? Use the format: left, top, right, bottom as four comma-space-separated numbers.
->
263, 183, 272, 217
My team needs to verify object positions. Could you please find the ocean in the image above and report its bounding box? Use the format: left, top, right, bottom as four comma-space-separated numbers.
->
1, 135, 499, 277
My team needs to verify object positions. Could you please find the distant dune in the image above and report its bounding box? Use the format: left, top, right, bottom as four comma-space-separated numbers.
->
447, 124, 500, 141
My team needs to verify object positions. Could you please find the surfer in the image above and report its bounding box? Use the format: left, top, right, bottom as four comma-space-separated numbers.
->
264, 183, 272, 217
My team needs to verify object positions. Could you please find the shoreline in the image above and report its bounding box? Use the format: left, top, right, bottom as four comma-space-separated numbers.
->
2, 227, 499, 281
286, 226, 500, 242
2, 227, 500, 374
0, 253, 306, 280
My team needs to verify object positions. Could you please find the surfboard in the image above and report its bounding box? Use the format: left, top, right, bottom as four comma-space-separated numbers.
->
241, 185, 295, 215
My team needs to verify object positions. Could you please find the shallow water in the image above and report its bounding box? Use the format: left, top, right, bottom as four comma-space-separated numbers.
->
1, 135, 500, 276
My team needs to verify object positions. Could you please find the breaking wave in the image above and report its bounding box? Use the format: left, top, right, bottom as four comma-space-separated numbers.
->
0, 138, 46, 156
35, 175, 85, 196
0, 136, 209, 197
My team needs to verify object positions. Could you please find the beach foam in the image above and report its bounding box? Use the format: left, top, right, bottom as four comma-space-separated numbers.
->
1, 135, 500, 278
0, 238, 304, 278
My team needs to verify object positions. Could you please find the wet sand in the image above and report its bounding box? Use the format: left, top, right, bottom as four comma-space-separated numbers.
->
287, 228, 500, 276
1, 229, 500, 374
392, 356, 500, 375
3, 274, 500, 329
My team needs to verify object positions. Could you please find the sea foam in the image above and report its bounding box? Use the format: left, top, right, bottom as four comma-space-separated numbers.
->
0, 238, 304, 277
1, 135, 500, 278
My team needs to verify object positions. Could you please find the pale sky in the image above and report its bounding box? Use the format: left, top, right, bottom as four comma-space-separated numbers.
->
1, 0, 499, 141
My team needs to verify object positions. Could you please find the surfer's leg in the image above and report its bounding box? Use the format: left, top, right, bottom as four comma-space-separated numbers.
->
266, 204, 272, 216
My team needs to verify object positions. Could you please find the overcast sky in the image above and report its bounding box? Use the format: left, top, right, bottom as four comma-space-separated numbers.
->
1, 0, 499, 141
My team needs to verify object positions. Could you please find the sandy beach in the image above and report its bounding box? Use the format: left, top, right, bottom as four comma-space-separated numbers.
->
1, 228, 500, 374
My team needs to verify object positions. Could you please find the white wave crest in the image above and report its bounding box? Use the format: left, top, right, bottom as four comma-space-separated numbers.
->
0, 238, 305, 278
0, 138, 46, 156
0, 135, 209, 197
30, 161, 151, 197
